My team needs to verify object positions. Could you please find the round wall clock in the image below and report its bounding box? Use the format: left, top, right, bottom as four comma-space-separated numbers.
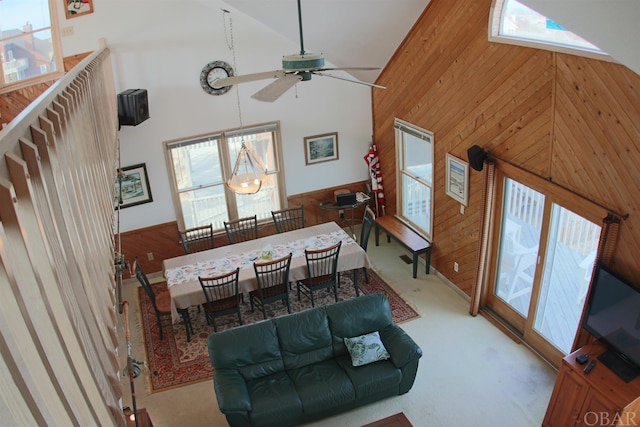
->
200, 60, 234, 95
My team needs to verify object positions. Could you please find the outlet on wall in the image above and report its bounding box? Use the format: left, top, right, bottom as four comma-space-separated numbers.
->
147, 252, 154, 261
61, 26, 74, 37
454, 262, 459, 272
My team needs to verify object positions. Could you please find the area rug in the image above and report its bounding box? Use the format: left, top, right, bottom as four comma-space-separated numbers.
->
138, 269, 419, 392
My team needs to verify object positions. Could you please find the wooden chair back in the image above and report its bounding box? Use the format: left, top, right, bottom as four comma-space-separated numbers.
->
304, 241, 342, 286
360, 206, 376, 251
179, 224, 214, 254
224, 215, 258, 244
251, 253, 292, 318
198, 268, 242, 331
271, 205, 305, 233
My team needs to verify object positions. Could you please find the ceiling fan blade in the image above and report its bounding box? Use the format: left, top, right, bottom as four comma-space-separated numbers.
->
313, 72, 386, 89
251, 74, 303, 102
212, 70, 286, 89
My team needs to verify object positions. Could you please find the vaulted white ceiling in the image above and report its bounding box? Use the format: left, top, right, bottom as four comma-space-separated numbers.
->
215, 0, 639, 83
223, 0, 431, 84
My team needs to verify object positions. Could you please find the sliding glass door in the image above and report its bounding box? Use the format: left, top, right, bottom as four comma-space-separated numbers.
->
494, 180, 543, 319
488, 175, 602, 365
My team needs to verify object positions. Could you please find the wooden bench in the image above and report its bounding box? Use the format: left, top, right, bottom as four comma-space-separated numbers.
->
374, 215, 431, 278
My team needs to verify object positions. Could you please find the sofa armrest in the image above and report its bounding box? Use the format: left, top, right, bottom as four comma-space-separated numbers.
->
214, 369, 252, 413
380, 325, 423, 368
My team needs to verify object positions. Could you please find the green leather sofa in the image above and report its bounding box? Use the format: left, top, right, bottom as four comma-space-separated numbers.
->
207, 293, 423, 427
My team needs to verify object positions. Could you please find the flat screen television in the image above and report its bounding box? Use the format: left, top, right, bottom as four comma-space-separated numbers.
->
582, 263, 640, 382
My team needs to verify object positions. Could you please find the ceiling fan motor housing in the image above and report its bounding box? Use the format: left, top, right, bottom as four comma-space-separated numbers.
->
282, 53, 324, 71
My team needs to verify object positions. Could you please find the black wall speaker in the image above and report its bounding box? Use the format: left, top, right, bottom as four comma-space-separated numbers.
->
467, 145, 488, 171
117, 89, 149, 126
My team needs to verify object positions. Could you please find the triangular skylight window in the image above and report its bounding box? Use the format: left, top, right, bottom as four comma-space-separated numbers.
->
490, 0, 607, 58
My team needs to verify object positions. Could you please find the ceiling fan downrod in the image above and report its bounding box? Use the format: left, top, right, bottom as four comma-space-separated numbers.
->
283, 0, 324, 71
297, 0, 305, 55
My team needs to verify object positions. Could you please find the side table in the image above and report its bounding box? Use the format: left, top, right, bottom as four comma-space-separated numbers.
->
318, 200, 368, 238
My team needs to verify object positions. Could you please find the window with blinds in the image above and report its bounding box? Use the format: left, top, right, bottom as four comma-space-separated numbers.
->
394, 119, 433, 239
165, 122, 284, 230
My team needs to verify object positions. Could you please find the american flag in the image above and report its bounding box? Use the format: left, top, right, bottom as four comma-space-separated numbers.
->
364, 145, 385, 216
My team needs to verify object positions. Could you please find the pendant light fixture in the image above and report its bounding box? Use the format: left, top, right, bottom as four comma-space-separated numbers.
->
223, 9, 266, 195
227, 140, 263, 194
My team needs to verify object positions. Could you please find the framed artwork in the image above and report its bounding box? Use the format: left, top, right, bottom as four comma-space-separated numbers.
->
114, 163, 153, 209
65, 0, 94, 19
445, 153, 469, 206
304, 132, 339, 165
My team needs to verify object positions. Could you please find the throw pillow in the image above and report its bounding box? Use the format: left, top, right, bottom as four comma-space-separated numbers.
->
344, 331, 390, 367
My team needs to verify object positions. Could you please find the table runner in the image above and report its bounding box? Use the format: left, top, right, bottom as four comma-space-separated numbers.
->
165, 229, 354, 286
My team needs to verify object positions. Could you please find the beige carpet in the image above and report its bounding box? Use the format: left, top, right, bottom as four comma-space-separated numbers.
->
118, 237, 557, 427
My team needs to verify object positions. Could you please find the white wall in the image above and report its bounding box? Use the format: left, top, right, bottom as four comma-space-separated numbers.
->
58, 0, 374, 232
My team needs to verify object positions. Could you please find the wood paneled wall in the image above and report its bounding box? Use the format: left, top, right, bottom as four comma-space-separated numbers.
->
373, 0, 640, 296
121, 180, 369, 275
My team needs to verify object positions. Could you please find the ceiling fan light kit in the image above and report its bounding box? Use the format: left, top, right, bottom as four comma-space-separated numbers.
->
282, 53, 325, 72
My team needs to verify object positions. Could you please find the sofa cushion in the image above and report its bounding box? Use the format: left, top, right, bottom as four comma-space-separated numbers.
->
288, 359, 356, 414
247, 372, 303, 427
336, 354, 402, 398
213, 370, 252, 412
325, 293, 394, 357
344, 331, 390, 366
274, 305, 333, 370
208, 319, 284, 381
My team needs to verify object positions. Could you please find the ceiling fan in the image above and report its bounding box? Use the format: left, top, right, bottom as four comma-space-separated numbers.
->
213, 0, 386, 102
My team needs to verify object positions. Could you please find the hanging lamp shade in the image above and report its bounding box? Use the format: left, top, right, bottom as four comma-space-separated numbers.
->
227, 141, 263, 194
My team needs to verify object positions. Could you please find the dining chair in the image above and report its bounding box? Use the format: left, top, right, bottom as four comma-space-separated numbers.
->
297, 241, 342, 307
250, 253, 293, 319
270, 205, 304, 290
178, 224, 215, 254
271, 205, 305, 233
133, 258, 193, 342
357, 205, 376, 289
198, 268, 242, 332
224, 215, 258, 244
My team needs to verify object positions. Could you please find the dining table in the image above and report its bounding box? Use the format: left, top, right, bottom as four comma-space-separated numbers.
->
162, 221, 370, 323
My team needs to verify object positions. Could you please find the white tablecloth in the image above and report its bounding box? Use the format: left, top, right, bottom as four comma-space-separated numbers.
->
162, 222, 370, 322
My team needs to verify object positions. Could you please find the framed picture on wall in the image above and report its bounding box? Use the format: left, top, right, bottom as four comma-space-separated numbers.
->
445, 153, 469, 206
114, 163, 153, 209
304, 132, 339, 165
65, 0, 94, 19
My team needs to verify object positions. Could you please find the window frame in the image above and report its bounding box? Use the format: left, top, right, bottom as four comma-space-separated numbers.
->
164, 121, 286, 232
0, 0, 65, 92
488, 0, 611, 62
394, 118, 434, 240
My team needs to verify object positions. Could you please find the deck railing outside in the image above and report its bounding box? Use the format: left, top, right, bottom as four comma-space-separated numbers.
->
505, 180, 598, 257
188, 188, 276, 230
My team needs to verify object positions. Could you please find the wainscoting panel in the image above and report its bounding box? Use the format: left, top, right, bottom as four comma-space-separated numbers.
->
121, 181, 370, 275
